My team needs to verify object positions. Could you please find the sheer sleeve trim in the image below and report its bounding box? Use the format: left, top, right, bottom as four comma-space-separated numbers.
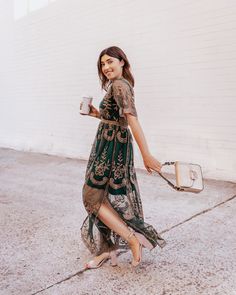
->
111, 79, 138, 118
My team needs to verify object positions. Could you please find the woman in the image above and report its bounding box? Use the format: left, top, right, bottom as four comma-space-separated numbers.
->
80, 46, 166, 269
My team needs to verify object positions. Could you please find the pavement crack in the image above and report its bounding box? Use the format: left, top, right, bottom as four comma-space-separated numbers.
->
31, 269, 86, 295
160, 194, 236, 234
31, 252, 126, 294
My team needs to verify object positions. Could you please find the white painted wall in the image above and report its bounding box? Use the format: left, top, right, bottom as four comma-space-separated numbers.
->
1, 0, 236, 182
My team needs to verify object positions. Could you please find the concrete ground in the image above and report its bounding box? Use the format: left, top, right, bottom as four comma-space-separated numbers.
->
0, 147, 236, 295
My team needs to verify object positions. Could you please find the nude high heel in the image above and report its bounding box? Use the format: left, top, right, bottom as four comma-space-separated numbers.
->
131, 242, 143, 267
85, 250, 117, 269
126, 229, 154, 267
133, 232, 154, 251
109, 250, 118, 267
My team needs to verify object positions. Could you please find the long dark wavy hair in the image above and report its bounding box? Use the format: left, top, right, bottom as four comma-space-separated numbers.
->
97, 46, 135, 91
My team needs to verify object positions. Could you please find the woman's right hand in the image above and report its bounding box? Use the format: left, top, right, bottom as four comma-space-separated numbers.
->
80, 102, 100, 118
143, 154, 162, 174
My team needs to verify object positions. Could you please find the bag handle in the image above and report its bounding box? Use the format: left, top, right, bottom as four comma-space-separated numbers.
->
157, 161, 184, 191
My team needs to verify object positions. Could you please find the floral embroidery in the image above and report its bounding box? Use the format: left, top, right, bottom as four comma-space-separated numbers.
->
109, 194, 135, 220
94, 146, 110, 177
117, 130, 128, 143
103, 126, 115, 141
89, 172, 108, 186
99, 95, 112, 119
112, 79, 138, 118
109, 178, 126, 189
112, 150, 125, 180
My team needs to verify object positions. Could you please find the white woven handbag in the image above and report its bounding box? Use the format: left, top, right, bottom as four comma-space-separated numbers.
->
158, 161, 204, 193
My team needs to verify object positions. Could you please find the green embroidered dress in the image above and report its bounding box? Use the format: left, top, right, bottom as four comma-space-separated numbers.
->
81, 77, 166, 255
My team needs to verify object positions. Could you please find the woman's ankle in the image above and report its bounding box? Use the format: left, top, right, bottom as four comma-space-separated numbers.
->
127, 235, 138, 247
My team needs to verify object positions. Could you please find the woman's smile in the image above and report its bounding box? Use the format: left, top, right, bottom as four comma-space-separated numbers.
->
101, 54, 124, 80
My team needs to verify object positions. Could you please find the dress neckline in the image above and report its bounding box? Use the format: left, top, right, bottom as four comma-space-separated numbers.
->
112, 77, 125, 81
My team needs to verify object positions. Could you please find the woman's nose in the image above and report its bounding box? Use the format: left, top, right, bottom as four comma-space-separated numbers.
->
103, 64, 110, 70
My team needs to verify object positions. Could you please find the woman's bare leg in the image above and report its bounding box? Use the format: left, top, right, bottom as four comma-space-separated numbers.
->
96, 201, 140, 261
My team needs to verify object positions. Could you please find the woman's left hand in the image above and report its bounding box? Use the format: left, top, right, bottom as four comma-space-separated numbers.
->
143, 154, 162, 174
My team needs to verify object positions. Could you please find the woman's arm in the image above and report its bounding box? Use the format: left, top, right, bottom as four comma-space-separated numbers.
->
126, 114, 162, 174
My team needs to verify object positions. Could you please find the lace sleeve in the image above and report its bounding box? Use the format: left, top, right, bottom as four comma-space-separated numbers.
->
112, 79, 138, 118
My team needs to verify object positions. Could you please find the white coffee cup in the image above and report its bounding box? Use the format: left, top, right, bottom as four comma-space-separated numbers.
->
80, 96, 93, 115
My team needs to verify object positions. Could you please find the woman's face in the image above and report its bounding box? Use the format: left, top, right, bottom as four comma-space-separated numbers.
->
101, 54, 124, 81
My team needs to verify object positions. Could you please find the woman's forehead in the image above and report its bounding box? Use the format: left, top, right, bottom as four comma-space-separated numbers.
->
101, 54, 114, 62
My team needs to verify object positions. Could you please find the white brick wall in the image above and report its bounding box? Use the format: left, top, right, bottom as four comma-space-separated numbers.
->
1, 0, 236, 182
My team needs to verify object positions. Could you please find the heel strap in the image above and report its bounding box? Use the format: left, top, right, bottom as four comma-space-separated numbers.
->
126, 229, 135, 242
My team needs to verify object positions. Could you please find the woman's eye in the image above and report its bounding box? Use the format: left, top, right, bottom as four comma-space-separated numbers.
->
101, 61, 112, 66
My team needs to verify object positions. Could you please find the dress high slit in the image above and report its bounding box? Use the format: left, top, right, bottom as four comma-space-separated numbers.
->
80, 77, 166, 255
